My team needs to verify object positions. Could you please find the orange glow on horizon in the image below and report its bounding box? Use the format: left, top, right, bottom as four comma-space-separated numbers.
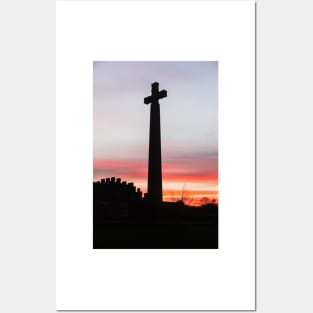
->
163, 189, 218, 206
94, 158, 218, 206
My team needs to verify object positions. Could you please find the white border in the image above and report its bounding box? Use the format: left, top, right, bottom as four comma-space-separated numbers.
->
56, 1, 255, 310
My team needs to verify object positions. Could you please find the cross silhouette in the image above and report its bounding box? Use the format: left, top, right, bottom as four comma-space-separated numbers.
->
144, 82, 167, 105
144, 82, 167, 203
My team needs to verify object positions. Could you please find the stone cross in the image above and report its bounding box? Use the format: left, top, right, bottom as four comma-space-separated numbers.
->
144, 82, 167, 203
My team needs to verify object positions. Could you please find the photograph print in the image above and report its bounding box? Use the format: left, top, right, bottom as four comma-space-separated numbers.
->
93, 61, 218, 249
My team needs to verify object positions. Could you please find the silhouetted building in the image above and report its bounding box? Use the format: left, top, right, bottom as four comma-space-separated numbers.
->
94, 177, 142, 203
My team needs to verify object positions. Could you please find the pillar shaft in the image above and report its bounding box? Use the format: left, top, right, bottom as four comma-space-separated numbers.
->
147, 100, 162, 203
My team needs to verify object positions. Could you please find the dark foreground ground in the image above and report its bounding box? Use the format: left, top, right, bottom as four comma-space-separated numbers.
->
94, 221, 218, 249
93, 201, 218, 249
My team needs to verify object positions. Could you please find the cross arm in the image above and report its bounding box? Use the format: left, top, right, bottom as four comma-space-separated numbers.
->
144, 96, 152, 104
158, 89, 167, 99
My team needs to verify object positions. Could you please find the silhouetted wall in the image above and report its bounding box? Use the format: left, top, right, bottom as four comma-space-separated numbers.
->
94, 177, 142, 202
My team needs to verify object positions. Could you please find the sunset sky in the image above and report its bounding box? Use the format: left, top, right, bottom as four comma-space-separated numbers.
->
93, 61, 218, 205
